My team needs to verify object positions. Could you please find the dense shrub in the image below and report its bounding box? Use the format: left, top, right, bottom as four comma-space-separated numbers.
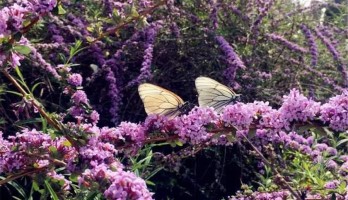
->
0, 0, 348, 199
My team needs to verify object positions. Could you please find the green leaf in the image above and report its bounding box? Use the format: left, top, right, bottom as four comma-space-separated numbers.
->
13, 45, 31, 55
69, 173, 79, 183
145, 180, 156, 186
44, 180, 59, 200
57, 4, 66, 15
86, 192, 101, 200
14, 66, 25, 82
14, 118, 43, 126
31, 82, 44, 93
63, 140, 72, 147
32, 181, 40, 192
5, 90, 22, 96
175, 140, 183, 147
0, 176, 27, 199
49, 146, 58, 156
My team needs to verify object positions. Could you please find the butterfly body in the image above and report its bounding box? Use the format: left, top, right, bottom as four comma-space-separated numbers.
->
195, 76, 239, 113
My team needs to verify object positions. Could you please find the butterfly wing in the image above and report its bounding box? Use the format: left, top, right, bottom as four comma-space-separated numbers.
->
138, 83, 185, 118
195, 76, 239, 113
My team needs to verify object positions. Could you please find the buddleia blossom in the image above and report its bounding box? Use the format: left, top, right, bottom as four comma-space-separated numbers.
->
72, 90, 88, 105
320, 91, 348, 131
324, 180, 340, 189
314, 27, 341, 61
230, 190, 289, 200
101, 122, 146, 150
267, 33, 308, 54
300, 24, 318, 66
222, 103, 257, 129
46, 171, 72, 191
98, 123, 145, 155
144, 114, 176, 133
22, 37, 61, 79
250, 0, 274, 38
174, 107, 218, 144
127, 22, 163, 87
209, 0, 219, 30
78, 138, 118, 166
0, 4, 27, 37
279, 88, 320, 122
259, 109, 289, 130
0, 129, 77, 174
227, 4, 249, 22
314, 27, 348, 85
67, 73, 83, 86
29, 0, 57, 14
103, 170, 153, 200
215, 36, 246, 85
78, 163, 153, 200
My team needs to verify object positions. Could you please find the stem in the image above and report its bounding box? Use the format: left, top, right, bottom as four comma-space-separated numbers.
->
90, 0, 167, 44
1, 69, 62, 131
240, 132, 302, 200
1, 69, 82, 148
0, 167, 47, 186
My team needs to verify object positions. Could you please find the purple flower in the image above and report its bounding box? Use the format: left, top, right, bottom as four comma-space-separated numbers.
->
0, 129, 77, 174
267, 33, 308, 54
279, 89, 320, 123
127, 22, 163, 87
78, 163, 152, 200
174, 107, 218, 144
72, 90, 88, 105
339, 161, 348, 176
324, 180, 340, 189
326, 160, 338, 170
320, 91, 348, 131
209, 0, 219, 30
47, 171, 72, 191
104, 170, 153, 200
314, 27, 348, 85
222, 103, 256, 129
68, 73, 83, 86
314, 27, 340, 61
79, 137, 117, 165
259, 109, 288, 130
215, 36, 246, 86
89, 110, 100, 124
300, 24, 318, 66
30, 0, 58, 14
0, 4, 27, 37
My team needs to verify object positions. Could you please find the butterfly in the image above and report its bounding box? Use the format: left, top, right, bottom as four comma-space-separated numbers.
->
195, 76, 240, 113
138, 83, 189, 118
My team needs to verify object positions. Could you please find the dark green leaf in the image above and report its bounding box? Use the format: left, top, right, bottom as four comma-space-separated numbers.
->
44, 180, 59, 200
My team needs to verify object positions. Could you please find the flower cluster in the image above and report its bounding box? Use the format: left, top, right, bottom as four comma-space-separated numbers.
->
279, 88, 320, 122
222, 102, 257, 129
127, 21, 163, 87
320, 91, 348, 131
79, 163, 153, 200
216, 36, 246, 85
267, 33, 308, 54
300, 24, 318, 66
230, 190, 289, 200
68, 73, 83, 86
0, 129, 77, 173
174, 107, 218, 144
0, 4, 27, 37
